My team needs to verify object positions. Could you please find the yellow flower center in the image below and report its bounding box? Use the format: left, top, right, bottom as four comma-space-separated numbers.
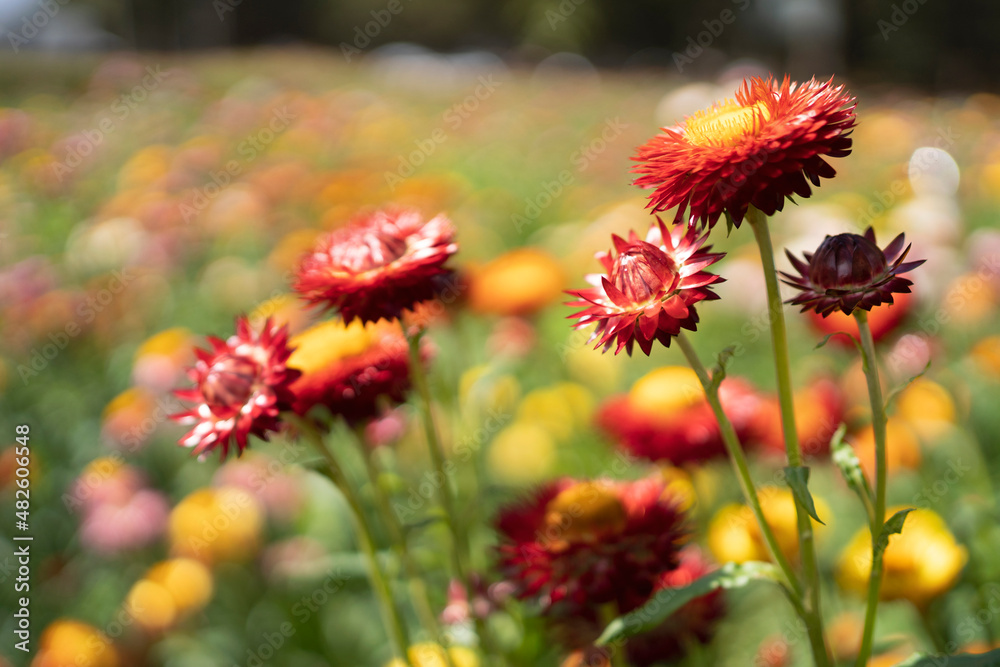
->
683, 100, 770, 147
544, 481, 627, 544
287, 319, 378, 375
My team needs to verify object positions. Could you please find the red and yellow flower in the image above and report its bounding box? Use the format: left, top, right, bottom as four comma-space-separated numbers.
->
495, 476, 687, 613
597, 366, 762, 465
567, 220, 723, 356
633, 76, 856, 228
287, 318, 414, 424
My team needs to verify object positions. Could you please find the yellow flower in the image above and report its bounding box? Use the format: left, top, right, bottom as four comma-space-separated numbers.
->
708, 489, 830, 564
660, 465, 697, 513
895, 378, 957, 440
628, 366, 704, 418
32, 620, 119, 667
516, 382, 594, 442
124, 579, 177, 631
837, 507, 967, 607
169, 487, 263, 564
145, 558, 214, 614
385, 643, 479, 667
487, 421, 556, 485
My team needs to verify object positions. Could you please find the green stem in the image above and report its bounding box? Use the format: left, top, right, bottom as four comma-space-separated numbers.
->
353, 424, 448, 651
290, 415, 412, 664
746, 206, 831, 667
601, 604, 631, 667
677, 332, 802, 601
405, 328, 497, 658
855, 311, 889, 666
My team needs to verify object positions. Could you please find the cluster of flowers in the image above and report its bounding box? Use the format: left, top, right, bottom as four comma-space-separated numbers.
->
40, 73, 972, 667
170, 207, 458, 458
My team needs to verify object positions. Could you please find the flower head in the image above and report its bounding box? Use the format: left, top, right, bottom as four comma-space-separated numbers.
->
171, 317, 300, 460
708, 489, 830, 565
782, 228, 924, 316
294, 208, 457, 324
495, 476, 687, 613
567, 220, 723, 356
286, 318, 415, 424
597, 366, 763, 465
633, 76, 856, 228
837, 507, 967, 607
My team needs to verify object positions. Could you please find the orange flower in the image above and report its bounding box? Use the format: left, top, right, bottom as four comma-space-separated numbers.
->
633, 76, 855, 229
468, 248, 565, 316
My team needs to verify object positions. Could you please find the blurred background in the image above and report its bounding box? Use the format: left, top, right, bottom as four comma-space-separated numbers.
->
0, 0, 999, 89
3, 1, 1000, 667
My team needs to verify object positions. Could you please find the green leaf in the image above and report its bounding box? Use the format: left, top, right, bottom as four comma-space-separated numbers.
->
883, 359, 932, 411
876, 508, 915, 556
710, 345, 737, 392
784, 466, 824, 524
892, 648, 1000, 666
595, 561, 779, 646
815, 330, 861, 353
830, 424, 874, 510
724, 210, 736, 237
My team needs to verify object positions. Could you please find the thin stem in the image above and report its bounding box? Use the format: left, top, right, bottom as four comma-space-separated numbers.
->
601, 604, 631, 667
406, 330, 469, 579
290, 415, 412, 664
855, 310, 889, 666
405, 328, 497, 659
746, 206, 831, 667
353, 424, 447, 649
677, 333, 802, 599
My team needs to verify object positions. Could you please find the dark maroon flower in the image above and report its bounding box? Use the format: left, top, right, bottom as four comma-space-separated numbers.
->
781, 228, 924, 317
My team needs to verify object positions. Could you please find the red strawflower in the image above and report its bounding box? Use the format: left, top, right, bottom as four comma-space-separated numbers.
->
632, 76, 856, 229
596, 366, 763, 466
566, 219, 724, 356
495, 476, 687, 613
781, 228, 924, 316
294, 207, 458, 324
286, 318, 416, 425
171, 317, 300, 461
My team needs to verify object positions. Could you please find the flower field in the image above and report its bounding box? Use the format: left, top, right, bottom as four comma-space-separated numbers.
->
3, 50, 1000, 667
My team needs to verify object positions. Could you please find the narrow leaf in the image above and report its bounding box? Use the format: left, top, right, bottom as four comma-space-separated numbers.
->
725, 210, 735, 237
892, 648, 1000, 666
876, 508, 915, 556
595, 561, 779, 646
784, 466, 824, 524
815, 330, 861, 353
883, 360, 932, 411
710, 345, 737, 392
